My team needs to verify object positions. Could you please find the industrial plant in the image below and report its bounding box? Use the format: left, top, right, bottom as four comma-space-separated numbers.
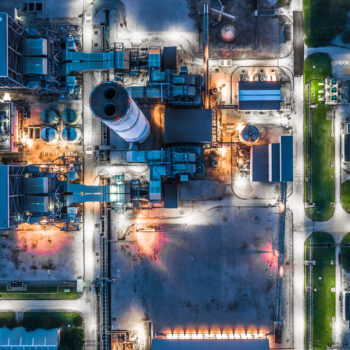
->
0, 0, 306, 350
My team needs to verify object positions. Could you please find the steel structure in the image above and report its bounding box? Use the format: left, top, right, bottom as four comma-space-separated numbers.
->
275, 182, 287, 340
0, 13, 26, 88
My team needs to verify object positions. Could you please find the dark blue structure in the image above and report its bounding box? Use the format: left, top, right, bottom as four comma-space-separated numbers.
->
238, 81, 281, 110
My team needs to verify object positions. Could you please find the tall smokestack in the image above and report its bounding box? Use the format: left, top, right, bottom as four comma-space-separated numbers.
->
89, 81, 150, 143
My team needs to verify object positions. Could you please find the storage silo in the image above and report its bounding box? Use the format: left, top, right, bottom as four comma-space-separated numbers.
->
41, 127, 58, 142
61, 126, 80, 142
40, 109, 58, 124
220, 24, 236, 43
62, 108, 80, 125
241, 125, 259, 143
89, 81, 150, 143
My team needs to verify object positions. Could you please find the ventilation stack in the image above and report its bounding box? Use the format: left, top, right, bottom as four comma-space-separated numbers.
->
89, 81, 150, 143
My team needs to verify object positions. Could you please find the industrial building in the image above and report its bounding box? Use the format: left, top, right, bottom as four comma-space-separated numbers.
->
152, 340, 270, 350
238, 81, 282, 110
0, 328, 59, 349
251, 136, 293, 182
164, 109, 213, 144
0, 1, 299, 349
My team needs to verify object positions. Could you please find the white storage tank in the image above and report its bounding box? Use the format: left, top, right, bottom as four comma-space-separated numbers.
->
89, 81, 150, 143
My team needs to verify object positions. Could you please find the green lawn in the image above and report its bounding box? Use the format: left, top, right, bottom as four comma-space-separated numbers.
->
305, 232, 335, 350
0, 285, 82, 300
341, 233, 350, 273
304, 54, 335, 221
0, 312, 84, 350
304, 0, 350, 47
0, 312, 16, 328
23, 312, 84, 350
341, 180, 350, 213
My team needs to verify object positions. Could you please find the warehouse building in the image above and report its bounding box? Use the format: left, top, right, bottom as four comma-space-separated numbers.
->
238, 81, 281, 110
251, 135, 293, 182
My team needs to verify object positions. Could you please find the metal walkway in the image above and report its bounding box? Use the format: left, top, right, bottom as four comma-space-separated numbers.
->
276, 182, 288, 324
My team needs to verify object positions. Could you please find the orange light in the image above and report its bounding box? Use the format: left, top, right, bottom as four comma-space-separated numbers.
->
279, 202, 285, 214
279, 265, 284, 278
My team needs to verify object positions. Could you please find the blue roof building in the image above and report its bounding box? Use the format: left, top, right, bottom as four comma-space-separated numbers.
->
238, 81, 281, 111
251, 136, 293, 183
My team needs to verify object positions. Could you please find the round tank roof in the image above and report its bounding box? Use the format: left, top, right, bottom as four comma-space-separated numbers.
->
62, 108, 79, 125
89, 81, 129, 121
220, 24, 236, 43
241, 125, 259, 142
40, 109, 58, 124
41, 127, 57, 142
62, 126, 78, 142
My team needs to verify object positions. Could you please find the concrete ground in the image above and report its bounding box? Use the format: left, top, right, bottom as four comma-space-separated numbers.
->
111, 206, 280, 348
0, 225, 83, 281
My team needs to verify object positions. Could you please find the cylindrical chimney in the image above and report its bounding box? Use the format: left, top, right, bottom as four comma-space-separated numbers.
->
89, 81, 150, 143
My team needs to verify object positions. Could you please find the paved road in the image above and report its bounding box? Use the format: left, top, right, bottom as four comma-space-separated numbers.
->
293, 11, 304, 76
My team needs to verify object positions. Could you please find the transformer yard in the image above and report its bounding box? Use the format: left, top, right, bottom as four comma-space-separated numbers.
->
0, 0, 302, 350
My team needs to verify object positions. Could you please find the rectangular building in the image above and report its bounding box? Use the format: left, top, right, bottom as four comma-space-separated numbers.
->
238, 81, 281, 110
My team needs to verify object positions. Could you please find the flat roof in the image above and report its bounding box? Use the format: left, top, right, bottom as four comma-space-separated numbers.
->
280, 136, 293, 182
164, 109, 212, 144
152, 340, 270, 350
345, 134, 350, 162
0, 165, 8, 229
270, 143, 280, 182
251, 145, 269, 182
0, 12, 8, 77
164, 183, 178, 208
238, 82, 281, 110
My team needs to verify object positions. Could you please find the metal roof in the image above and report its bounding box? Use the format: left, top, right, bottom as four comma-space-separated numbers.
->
152, 340, 269, 350
270, 143, 280, 182
0, 165, 9, 229
0, 328, 59, 348
251, 145, 269, 182
238, 81, 281, 110
164, 184, 178, 208
164, 109, 212, 144
345, 134, 350, 162
163, 47, 177, 71
280, 135, 293, 182
24, 38, 48, 56
0, 13, 7, 78
252, 136, 293, 183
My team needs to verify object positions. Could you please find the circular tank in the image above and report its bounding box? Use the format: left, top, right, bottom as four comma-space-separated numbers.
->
62, 108, 79, 125
41, 127, 58, 142
241, 125, 259, 143
220, 24, 236, 43
62, 126, 78, 142
40, 109, 58, 124
89, 81, 150, 143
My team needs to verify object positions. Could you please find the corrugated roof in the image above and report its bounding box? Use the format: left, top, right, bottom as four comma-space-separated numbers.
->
238, 81, 281, 110
345, 134, 350, 162
280, 136, 293, 182
270, 143, 280, 182
152, 339, 270, 350
0, 13, 8, 77
251, 145, 269, 182
164, 109, 212, 144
